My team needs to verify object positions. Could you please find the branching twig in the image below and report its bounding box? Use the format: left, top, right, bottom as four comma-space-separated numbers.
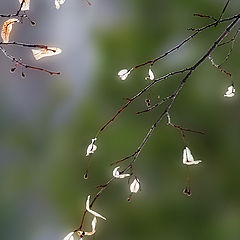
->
167, 112, 204, 143
133, 15, 238, 68
79, 16, 240, 231
0, 2, 61, 76
78, 14, 240, 231
193, 13, 217, 22
136, 96, 172, 115
219, 28, 240, 66
122, 13, 240, 178
96, 68, 191, 136
208, 55, 232, 77
215, 0, 231, 27
0, 46, 60, 75
95, 15, 240, 137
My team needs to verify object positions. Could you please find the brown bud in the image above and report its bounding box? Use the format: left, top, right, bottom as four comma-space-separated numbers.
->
183, 187, 191, 196
84, 172, 88, 180
21, 72, 26, 78
10, 67, 16, 73
145, 98, 151, 107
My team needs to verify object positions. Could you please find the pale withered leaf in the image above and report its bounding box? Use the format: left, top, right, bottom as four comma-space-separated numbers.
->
32, 47, 62, 60
1, 18, 19, 43
55, 0, 66, 10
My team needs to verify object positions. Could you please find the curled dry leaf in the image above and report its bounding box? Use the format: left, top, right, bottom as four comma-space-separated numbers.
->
1, 18, 19, 43
86, 195, 106, 220
19, 0, 30, 11
63, 232, 74, 240
55, 0, 66, 10
32, 47, 62, 60
113, 166, 130, 179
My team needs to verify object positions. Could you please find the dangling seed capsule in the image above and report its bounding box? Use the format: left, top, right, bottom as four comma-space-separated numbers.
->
183, 187, 191, 196
145, 98, 151, 108
84, 171, 88, 180
10, 67, 16, 73
21, 72, 26, 78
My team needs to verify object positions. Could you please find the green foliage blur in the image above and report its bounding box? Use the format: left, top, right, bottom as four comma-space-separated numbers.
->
0, 0, 240, 240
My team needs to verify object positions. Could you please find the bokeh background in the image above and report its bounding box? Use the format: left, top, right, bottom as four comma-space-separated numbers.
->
0, 0, 240, 240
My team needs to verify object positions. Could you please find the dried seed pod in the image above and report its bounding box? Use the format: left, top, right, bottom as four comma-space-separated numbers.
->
10, 67, 16, 73
183, 187, 191, 196
145, 98, 151, 108
30, 20, 36, 26
84, 171, 88, 180
21, 72, 26, 78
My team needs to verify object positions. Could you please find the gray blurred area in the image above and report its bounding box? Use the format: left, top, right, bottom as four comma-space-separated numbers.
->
0, 0, 240, 240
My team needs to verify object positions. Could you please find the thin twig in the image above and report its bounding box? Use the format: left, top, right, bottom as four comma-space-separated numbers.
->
133, 14, 238, 69
16, 0, 25, 16
218, 28, 240, 47
219, 28, 240, 66
96, 68, 191, 136
95, 15, 240, 137
136, 96, 172, 115
110, 153, 135, 166
0, 13, 26, 18
0, 41, 49, 49
208, 55, 232, 78
193, 13, 217, 21
169, 124, 205, 136
215, 0, 231, 27
167, 112, 204, 142
0, 46, 60, 75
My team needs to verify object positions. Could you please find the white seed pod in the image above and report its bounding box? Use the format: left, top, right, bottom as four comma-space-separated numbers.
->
224, 85, 235, 98
148, 68, 154, 80
183, 147, 201, 165
113, 166, 130, 179
130, 178, 140, 193
86, 138, 97, 156
118, 69, 130, 80
55, 0, 65, 9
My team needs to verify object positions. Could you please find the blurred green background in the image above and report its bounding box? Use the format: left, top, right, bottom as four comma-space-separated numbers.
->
0, 0, 240, 240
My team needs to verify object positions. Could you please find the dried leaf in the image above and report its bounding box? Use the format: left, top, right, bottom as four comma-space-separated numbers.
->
1, 18, 19, 43
32, 47, 62, 60
63, 232, 74, 240
19, 0, 30, 11
113, 166, 130, 179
